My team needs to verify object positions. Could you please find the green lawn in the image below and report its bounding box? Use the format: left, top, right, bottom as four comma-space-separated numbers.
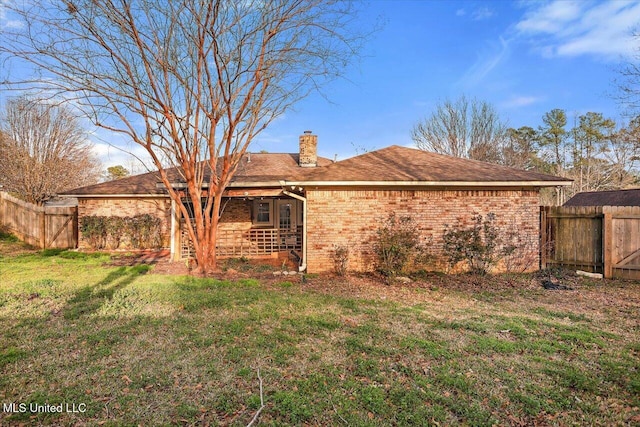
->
0, 236, 639, 426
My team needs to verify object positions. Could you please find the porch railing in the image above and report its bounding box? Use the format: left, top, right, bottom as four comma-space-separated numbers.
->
180, 221, 302, 259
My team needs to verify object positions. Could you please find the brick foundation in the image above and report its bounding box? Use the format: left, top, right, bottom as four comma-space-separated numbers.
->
305, 188, 540, 274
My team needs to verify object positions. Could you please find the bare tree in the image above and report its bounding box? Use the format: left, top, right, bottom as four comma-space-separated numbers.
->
0, 96, 101, 205
0, 0, 364, 272
615, 30, 640, 114
607, 118, 640, 188
411, 96, 508, 163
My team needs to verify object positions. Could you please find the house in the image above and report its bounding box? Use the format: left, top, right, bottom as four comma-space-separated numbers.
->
564, 188, 640, 207
61, 132, 572, 273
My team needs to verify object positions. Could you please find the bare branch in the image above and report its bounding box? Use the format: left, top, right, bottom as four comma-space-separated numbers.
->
0, 0, 365, 271
246, 367, 265, 427
0, 96, 101, 204
411, 96, 508, 163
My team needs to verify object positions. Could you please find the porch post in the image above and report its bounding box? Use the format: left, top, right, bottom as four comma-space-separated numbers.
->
282, 189, 307, 272
170, 198, 181, 261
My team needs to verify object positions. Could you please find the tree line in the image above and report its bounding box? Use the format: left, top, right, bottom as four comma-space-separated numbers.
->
412, 96, 640, 204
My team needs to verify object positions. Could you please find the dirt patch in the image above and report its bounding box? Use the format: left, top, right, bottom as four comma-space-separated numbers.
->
285, 271, 640, 331
106, 249, 193, 275
0, 227, 38, 257
107, 249, 171, 266
96, 248, 640, 330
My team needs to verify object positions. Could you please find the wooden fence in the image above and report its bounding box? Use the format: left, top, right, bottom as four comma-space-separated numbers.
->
0, 192, 77, 249
541, 206, 640, 280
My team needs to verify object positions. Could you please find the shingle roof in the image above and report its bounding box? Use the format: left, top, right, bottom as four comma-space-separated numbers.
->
564, 189, 640, 207
61, 169, 166, 196
61, 153, 333, 196
61, 145, 571, 197
292, 145, 571, 184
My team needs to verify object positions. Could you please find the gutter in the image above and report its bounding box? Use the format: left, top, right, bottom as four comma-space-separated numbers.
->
60, 194, 167, 198
281, 180, 573, 188
158, 181, 284, 189
281, 186, 307, 273
159, 180, 573, 190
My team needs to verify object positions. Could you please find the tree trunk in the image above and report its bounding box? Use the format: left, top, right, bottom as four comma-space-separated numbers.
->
191, 193, 222, 275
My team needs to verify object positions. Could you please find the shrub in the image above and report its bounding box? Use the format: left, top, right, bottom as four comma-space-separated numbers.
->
80, 216, 107, 249
80, 214, 162, 250
126, 214, 162, 249
331, 244, 349, 276
105, 216, 126, 249
442, 213, 500, 275
374, 213, 425, 279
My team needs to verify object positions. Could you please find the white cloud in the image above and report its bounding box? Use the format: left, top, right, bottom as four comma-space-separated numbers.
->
516, 1, 582, 33
0, 0, 23, 30
91, 141, 154, 174
515, 0, 640, 60
501, 95, 543, 108
456, 6, 494, 21
458, 37, 510, 87
472, 6, 494, 21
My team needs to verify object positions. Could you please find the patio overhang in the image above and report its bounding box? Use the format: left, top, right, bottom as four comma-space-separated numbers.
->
223, 188, 285, 198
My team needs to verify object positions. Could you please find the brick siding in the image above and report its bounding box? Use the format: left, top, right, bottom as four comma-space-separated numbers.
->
219, 199, 252, 231
305, 188, 541, 274
78, 197, 171, 249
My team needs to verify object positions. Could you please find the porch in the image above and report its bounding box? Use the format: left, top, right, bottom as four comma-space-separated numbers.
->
180, 223, 302, 259
175, 194, 305, 263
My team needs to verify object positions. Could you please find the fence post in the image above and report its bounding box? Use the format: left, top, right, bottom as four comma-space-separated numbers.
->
0, 192, 4, 228
73, 208, 79, 248
40, 209, 46, 249
603, 207, 612, 279
540, 206, 548, 270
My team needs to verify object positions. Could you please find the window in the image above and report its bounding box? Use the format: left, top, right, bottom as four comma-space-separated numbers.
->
253, 199, 273, 226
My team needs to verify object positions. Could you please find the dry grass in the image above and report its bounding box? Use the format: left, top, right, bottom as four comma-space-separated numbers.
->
0, 232, 639, 426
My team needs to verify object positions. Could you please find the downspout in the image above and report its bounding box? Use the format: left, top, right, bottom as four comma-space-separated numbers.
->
170, 198, 178, 261
281, 184, 307, 272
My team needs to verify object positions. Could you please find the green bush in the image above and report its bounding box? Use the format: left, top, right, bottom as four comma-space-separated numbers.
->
374, 213, 427, 279
105, 216, 126, 249
126, 214, 162, 249
81, 214, 162, 250
80, 216, 108, 249
442, 213, 500, 275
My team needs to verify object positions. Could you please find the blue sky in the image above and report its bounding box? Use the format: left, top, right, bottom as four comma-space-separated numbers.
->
251, 0, 640, 163
3, 0, 640, 171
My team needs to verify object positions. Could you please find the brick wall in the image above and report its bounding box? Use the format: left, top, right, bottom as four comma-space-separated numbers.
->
305, 188, 541, 274
219, 199, 252, 231
78, 197, 171, 249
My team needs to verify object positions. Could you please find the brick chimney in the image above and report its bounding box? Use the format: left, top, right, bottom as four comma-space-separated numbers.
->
299, 130, 317, 167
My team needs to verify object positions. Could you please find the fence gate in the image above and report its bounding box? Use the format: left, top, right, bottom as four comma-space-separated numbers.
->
606, 207, 640, 280
540, 206, 604, 273
541, 206, 640, 280
0, 192, 78, 249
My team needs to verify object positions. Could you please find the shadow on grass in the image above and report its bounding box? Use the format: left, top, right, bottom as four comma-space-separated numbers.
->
63, 265, 151, 320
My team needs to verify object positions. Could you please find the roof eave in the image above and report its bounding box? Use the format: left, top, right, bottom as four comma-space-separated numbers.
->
159, 181, 284, 189
60, 193, 168, 198
282, 180, 573, 187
